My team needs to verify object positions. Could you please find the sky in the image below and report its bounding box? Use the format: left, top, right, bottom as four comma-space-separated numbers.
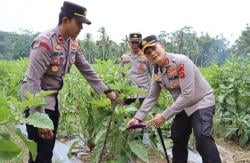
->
0, 0, 249, 44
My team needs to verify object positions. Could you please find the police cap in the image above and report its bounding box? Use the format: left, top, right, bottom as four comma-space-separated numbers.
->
129, 33, 142, 40
139, 35, 159, 53
61, 1, 91, 25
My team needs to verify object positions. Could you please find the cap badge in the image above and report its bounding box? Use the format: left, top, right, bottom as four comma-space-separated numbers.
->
142, 40, 147, 46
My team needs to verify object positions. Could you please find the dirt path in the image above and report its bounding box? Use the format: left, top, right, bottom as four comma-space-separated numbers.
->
215, 138, 250, 163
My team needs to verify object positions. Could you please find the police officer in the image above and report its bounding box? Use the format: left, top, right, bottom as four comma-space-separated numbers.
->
128, 35, 221, 163
121, 33, 152, 105
21, 1, 117, 163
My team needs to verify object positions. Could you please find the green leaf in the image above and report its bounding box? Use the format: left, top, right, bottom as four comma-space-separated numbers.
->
21, 112, 54, 129
224, 127, 238, 139
67, 140, 78, 158
217, 95, 225, 104
94, 128, 106, 145
0, 97, 14, 123
20, 90, 56, 109
89, 98, 110, 108
124, 105, 138, 113
15, 128, 37, 159
0, 139, 21, 161
0, 133, 10, 140
109, 155, 128, 163
239, 132, 249, 146
128, 140, 149, 163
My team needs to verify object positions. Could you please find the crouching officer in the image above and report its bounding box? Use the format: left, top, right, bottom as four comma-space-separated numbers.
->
128, 35, 221, 163
121, 33, 152, 105
21, 1, 117, 163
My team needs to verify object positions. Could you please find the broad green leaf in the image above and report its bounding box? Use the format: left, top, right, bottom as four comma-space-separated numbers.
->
89, 98, 110, 108
20, 90, 56, 109
239, 132, 248, 146
94, 111, 111, 129
21, 112, 54, 129
0, 139, 21, 161
128, 140, 149, 163
109, 156, 127, 163
15, 128, 37, 159
124, 105, 138, 113
224, 127, 238, 139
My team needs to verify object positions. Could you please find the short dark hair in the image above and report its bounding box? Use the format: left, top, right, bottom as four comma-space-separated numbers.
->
58, 11, 74, 25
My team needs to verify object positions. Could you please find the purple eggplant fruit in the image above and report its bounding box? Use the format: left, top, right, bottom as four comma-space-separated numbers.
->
127, 123, 146, 130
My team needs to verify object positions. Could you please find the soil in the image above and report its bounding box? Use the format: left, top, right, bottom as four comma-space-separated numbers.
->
215, 138, 250, 163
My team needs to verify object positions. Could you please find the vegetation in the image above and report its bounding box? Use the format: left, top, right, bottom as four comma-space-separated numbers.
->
0, 25, 249, 162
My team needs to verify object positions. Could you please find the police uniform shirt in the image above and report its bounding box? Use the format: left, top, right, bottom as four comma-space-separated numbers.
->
121, 52, 152, 98
134, 53, 215, 121
21, 26, 108, 112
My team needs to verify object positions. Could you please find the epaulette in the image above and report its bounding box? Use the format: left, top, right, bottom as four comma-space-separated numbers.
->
40, 30, 56, 40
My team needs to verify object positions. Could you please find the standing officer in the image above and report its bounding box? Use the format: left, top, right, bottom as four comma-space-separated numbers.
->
121, 33, 152, 105
128, 35, 221, 163
21, 1, 117, 163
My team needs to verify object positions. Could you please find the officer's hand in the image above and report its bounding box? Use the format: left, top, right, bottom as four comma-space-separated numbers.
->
106, 91, 117, 101
146, 114, 165, 128
127, 118, 140, 127
106, 91, 124, 104
38, 128, 54, 139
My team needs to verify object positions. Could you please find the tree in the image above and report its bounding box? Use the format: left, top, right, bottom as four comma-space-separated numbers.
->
232, 25, 250, 55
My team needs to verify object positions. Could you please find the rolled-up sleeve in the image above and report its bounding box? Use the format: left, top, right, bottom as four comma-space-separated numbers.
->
75, 51, 108, 93
134, 80, 161, 120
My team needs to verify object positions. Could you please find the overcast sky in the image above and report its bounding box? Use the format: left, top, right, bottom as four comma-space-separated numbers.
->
0, 0, 249, 44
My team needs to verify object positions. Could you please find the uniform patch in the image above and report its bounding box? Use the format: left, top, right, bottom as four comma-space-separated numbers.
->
51, 57, 59, 64
137, 63, 145, 73
171, 80, 180, 88
165, 58, 169, 65
59, 57, 64, 64
178, 64, 185, 79
154, 73, 162, 81
57, 35, 64, 43
55, 44, 62, 50
39, 42, 51, 52
166, 66, 176, 76
51, 66, 59, 72
71, 43, 78, 50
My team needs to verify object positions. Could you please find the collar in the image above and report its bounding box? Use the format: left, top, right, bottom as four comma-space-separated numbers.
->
53, 25, 70, 44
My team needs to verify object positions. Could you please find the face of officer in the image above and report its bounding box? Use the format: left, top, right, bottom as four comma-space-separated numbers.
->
62, 17, 83, 39
129, 41, 141, 54
144, 43, 166, 67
